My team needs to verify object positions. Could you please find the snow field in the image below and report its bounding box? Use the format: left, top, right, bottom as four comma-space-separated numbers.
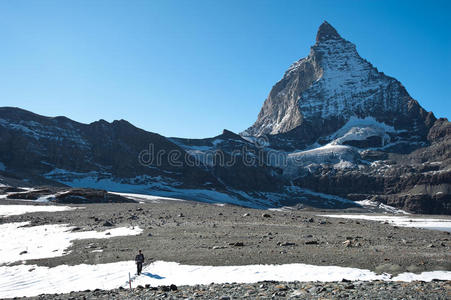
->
0, 204, 79, 217
319, 214, 451, 232
0, 222, 143, 264
1, 261, 450, 298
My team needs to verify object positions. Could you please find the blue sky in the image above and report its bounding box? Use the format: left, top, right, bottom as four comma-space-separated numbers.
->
0, 0, 449, 138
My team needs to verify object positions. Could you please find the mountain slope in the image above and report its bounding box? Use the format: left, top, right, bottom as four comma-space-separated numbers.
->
0, 107, 220, 190
243, 21, 435, 152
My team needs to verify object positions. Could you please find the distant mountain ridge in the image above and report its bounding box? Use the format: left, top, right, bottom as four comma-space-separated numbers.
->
0, 22, 449, 214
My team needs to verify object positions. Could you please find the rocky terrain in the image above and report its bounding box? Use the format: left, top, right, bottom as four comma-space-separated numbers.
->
2, 199, 449, 273
1, 198, 450, 299
21, 280, 451, 300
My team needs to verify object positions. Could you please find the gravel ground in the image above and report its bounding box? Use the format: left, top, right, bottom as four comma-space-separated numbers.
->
20, 280, 451, 299
2, 199, 449, 274
1, 197, 450, 299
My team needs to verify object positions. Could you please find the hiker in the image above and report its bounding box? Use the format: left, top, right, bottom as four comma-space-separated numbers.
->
135, 250, 145, 275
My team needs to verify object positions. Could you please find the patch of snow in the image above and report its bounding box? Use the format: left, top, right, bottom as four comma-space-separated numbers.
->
0, 261, 134, 298
393, 271, 451, 282
156, 188, 266, 209
319, 214, 451, 232
333, 160, 355, 169
241, 135, 257, 143
0, 118, 89, 147
286, 186, 356, 205
327, 116, 400, 146
332, 116, 397, 136
134, 261, 384, 286
284, 144, 358, 176
268, 207, 291, 212
211, 139, 224, 146
0, 222, 143, 264
110, 192, 185, 203
168, 139, 212, 151
35, 194, 57, 203
0, 205, 79, 217
44, 169, 182, 193
355, 200, 409, 214
1, 261, 450, 298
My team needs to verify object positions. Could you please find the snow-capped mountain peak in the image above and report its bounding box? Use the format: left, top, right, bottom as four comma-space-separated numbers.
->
243, 21, 434, 148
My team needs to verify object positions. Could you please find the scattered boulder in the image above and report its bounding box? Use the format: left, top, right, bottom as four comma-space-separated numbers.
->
229, 242, 244, 247
212, 246, 228, 250
278, 242, 296, 247
102, 221, 114, 227
275, 284, 288, 291
7, 189, 53, 200
343, 240, 352, 247
54, 189, 137, 204
160, 286, 170, 292
305, 240, 318, 245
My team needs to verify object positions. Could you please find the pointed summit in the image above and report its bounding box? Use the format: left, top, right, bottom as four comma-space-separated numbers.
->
316, 21, 341, 42
244, 19, 434, 143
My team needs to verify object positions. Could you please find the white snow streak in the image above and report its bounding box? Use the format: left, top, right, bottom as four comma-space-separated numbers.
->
319, 214, 451, 232
0, 261, 450, 298
0, 204, 79, 217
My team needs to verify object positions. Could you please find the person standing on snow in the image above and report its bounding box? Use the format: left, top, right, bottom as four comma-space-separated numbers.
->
135, 250, 145, 275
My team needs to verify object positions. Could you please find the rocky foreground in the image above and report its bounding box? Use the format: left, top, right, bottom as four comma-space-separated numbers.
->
1, 196, 450, 299
2, 198, 450, 272
21, 280, 451, 299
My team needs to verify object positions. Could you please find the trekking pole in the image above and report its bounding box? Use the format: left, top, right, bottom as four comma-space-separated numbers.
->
129, 272, 132, 289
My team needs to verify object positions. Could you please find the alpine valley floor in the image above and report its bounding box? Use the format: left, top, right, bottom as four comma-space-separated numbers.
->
0, 195, 450, 299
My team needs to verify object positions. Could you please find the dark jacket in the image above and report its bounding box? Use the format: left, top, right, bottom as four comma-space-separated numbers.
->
135, 253, 144, 264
